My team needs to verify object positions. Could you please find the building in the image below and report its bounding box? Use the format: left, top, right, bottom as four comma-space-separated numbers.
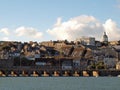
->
102, 32, 108, 44
104, 57, 117, 68
109, 41, 119, 46
76, 37, 95, 46
113, 45, 120, 61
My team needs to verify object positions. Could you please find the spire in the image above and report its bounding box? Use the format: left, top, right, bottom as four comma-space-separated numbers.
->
104, 32, 106, 36
104, 32, 106, 35
102, 31, 108, 43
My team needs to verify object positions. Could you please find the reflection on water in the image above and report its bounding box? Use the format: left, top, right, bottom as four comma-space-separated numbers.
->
0, 77, 120, 90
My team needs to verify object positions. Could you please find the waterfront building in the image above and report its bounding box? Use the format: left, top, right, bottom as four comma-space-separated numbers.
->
61, 59, 73, 70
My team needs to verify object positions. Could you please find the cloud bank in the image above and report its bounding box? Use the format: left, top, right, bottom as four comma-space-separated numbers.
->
0, 15, 120, 41
15, 26, 43, 39
0, 26, 43, 41
0, 28, 10, 35
47, 15, 120, 41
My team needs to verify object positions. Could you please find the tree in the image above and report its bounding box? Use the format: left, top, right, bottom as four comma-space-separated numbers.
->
96, 61, 105, 69
87, 61, 106, 70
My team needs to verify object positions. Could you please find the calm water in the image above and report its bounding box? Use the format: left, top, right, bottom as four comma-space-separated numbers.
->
0, 77, 120, 90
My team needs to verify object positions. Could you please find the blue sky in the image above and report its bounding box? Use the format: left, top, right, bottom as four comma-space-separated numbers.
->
0, 0, 120, 42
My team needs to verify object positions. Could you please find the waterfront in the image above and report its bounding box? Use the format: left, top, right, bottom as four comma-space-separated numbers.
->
0, 77, 120, 90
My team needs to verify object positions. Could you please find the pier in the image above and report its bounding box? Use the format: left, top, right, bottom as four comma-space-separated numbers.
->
0, 68, 120, 77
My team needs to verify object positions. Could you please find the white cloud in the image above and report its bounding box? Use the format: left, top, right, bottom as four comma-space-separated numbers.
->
47, 15, 104, 41
0, 26, 43, 42
0, 28, 10, 35
0, 16, 120, 42
2, 37, 10, 41
103, 19, 120, 41
54, 17, 62, 26
15, 26, 43, 39
47, 15, 120, 41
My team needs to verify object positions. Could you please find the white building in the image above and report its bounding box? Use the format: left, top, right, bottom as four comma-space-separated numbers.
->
76, 37, 95, 46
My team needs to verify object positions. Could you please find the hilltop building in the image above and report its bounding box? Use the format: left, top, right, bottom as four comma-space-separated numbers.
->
102, 32, 108, 44
76, 37, 95, 46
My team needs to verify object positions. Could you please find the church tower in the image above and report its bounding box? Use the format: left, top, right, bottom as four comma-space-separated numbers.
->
102, 32, 108, 44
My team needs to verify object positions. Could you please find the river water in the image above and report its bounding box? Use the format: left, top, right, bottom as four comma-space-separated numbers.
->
0, 77, 120, 90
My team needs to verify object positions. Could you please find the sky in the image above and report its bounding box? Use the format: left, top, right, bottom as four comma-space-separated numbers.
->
0, 0, 120, 42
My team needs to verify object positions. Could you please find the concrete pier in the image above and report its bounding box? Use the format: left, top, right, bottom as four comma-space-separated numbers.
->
8, 71, 17, 77
0, 71, 5, 77
42, 71, 49, 77
0, 69, 120, 77
20, 71, 28, 77
73, 71, 79, 77
63, 71, 69, 76
83, 71, 89, 77
92, 71, 99, 77
31, 71, 39, 77
53, 71, 59, 76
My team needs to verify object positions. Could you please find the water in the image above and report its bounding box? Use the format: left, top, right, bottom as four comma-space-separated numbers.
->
0, 77, 120, 90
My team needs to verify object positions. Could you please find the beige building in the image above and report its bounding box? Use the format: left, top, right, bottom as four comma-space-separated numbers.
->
40, 41, 55, 47
109, 41, 119, 46
76, 37, 95, 46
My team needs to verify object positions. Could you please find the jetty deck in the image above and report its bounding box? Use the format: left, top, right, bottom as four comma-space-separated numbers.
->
0, 68, 120, 77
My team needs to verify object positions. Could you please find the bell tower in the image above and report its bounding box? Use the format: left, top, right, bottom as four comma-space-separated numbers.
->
102, 32, 108, 44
